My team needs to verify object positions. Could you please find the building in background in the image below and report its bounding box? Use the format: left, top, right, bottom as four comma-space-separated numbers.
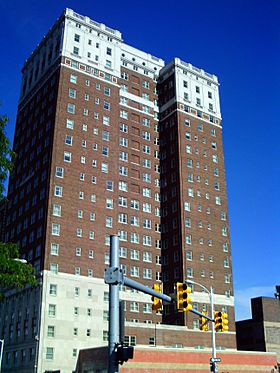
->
236, 288, 280, 365
0, 8, 235, 373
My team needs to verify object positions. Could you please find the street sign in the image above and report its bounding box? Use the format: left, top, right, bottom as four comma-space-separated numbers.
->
210, 357, 221, 363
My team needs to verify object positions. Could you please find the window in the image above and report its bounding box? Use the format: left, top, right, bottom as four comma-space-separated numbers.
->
66, 119, 74, 129
119, 151, 128, 162
50, 243, 59, 256
143, 268, 152, 279
130, 233, 139, 244
118, 196, 128, 207
130, 266, 139, 278
119, 181, 128, 191
104, 87, 111, 96
70, 75, 77, 84
73, 46, 79, 55
47, 326, 55, 338
51, 224, 60, 236
106, 60, 112, 68
74, 34, 80, 42
143, 303, 152, 313
143, 145, 151, 154
76, 247, 81, 256
224, 258, 230, 268
86, 328, 91, 337
50, 263, 58, 274
101, 163, 108, 173
131, 199, 139, 210
120, 110, 128, 119
68, 88, 76, 99
186, 235, 192, 245
48, 304, 56, 316
106, 198, 113, 209
55, 167, 64, 178
106, 216, 113, 228
143, 235, 152, 246
130, 249, 140, 260
118, 213, 127, 224
120, 137, 128, 147
99, 116, 109, 127
120, 123, 128, 133
67, 103, 75, 114
52, 204, 61, 217
143, 251, 152, 262
102, 131, 110, 142
121, 72, 128, 80
104, 101, 110, 110
143, 202, 151, 213
49, 284, 57, 295
64, 151, 71, 163
46, 347, 54, 360
225, 274, 230, 283
143, 188, 151, 198
186, 267, 193, 278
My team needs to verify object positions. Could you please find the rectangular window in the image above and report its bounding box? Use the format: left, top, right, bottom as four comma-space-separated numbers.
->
52, 204, 61, 217
67, 103, 75, 114
50, 243, 59, 256
46, 347, 54, 360
70, 75, 77, 84
104, 87, 111, 96
68, 88, 76, 99
64, 151, 71, 163
51, 224, 60, 236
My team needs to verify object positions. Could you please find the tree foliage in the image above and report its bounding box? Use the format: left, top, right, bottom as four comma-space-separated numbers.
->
0, 113, 15, 201
0, 242, 36, 299
0, 112, 35, 299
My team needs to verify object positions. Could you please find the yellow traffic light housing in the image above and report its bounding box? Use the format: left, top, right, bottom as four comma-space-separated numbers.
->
176, 282, 192, 312
214, 311, 229, 332
199, 311, 208, 331
152, 283, 162, 312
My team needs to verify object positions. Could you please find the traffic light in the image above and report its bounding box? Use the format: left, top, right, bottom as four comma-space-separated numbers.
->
176, 282, 192, 312
214, 311, 229, 332
152, 283, 162, 312
199, 311, 208, 331
116, 344, 134, 365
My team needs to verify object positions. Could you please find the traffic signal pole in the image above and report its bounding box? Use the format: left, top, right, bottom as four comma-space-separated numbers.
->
210, 286, 218, 373
108, 235, 120, 373
105, 235, 173, 373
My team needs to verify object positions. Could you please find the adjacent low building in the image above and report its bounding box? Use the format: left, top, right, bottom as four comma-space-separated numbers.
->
236, 292, 280, 364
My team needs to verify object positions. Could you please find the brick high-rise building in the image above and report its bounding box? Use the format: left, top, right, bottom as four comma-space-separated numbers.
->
0, 8, 235, 373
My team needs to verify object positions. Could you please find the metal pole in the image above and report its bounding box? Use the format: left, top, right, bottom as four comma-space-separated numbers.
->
108, 235, 120, 373
0, 339, 4, 373
210, 287, 217, 373
123, 277, 172, 303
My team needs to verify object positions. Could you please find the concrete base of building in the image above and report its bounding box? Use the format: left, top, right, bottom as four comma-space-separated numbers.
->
76, 345, 278, 373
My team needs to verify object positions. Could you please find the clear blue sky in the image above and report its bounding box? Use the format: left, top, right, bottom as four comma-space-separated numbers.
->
0, 0, 279, 321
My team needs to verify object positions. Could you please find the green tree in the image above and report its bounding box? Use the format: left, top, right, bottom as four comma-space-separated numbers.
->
0, 113, 36, 299
0, 113, 15, 201
0, 242, 36, 299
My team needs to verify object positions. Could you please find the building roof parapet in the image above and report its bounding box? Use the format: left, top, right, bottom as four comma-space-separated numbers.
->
159, 57, 219, 85
65, 8, 122, 41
